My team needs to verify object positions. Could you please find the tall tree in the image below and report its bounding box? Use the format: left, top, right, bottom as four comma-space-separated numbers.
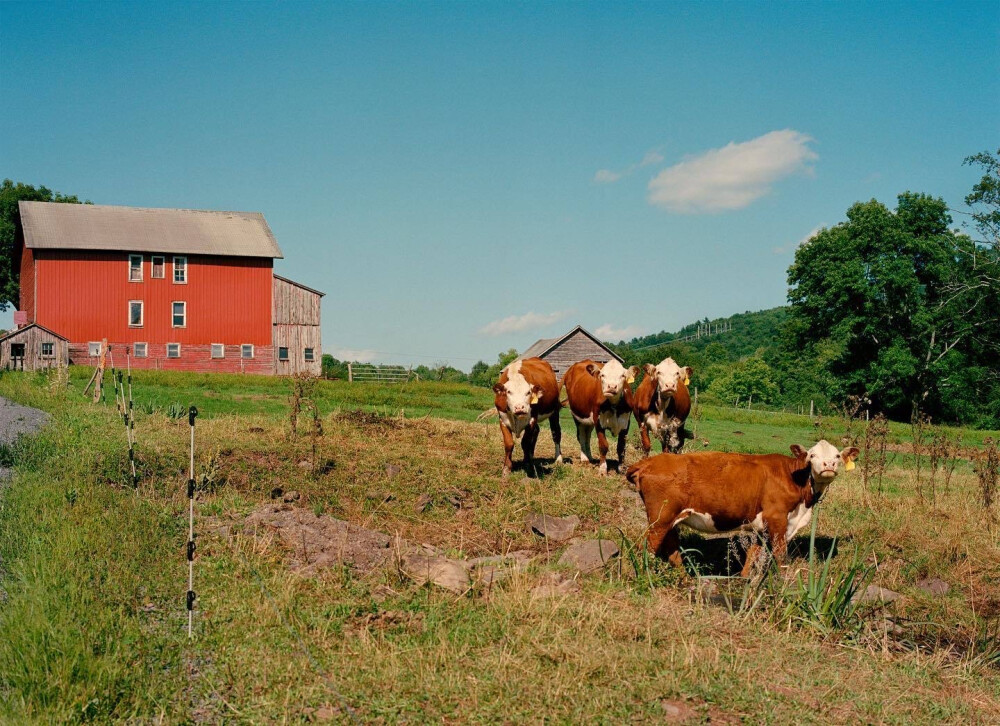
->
787, 192, 998, 422
0, 180, 84, 311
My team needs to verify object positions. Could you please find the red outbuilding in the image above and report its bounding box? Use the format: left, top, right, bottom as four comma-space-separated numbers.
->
10, 201, 323, 374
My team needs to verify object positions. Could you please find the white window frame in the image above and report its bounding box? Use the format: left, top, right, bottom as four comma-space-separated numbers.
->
211, 343, 225, 359
241, 344, 254, 360
171, 301, 186, 328
88, 341, 102, 357
129, 254, 143, 282
278, 346, 289, 361
167, 343, 181, 359
173, 256, 188, 284
134, 342, 148, 358
304, 347, 315, 362
128, 300, 144, 328
151, 256, 165, 279
40, 342, 54, 358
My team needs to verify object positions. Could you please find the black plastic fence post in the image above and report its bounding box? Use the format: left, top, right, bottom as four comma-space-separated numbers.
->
187, 405, 198, 638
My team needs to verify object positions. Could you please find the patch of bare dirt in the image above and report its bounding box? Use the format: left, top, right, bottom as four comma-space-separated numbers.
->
332, 409, 403, 430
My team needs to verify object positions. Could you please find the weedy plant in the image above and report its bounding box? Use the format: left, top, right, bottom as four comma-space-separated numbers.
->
861, 413, 891, 498
973, 437, 999, 510
166, 401, 187, 420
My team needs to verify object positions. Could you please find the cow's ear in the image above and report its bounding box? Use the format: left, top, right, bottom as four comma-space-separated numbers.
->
530, 384, 543, 405
683, 366, 693, 385
585, 362, 601, 377
626, 365, 639, 384
492, 383, 505, 395
841, 446, 860, 469
644, 363, 657, 379
790, 444, 808, 459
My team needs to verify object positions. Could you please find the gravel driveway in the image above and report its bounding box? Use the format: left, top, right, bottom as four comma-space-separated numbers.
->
0, 396, 50, 480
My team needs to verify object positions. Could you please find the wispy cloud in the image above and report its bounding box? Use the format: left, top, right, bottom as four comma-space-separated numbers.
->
594, 323, 645, 342
772, 225, 823, 255
331, 347, 378, 363
593, 146, 664, 184
647, 130, 817, 213
479, 310, 569, 337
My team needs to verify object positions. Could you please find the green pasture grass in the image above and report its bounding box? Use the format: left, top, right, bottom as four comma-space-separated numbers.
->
0, 369, 998, 722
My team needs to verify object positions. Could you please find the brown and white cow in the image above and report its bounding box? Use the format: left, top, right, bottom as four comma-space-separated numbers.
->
626, 440, 859, 574
633, 358, 692, 455
493, 357, 562, 477
561, 359, 639, 475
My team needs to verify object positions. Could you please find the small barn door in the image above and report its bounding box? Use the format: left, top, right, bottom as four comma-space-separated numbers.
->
10, 343, 25, 370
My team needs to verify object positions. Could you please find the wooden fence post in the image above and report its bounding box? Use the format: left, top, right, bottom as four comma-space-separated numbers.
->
348, 362, 353, 383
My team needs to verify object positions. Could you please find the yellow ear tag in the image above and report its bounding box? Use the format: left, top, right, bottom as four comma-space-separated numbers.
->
684, 377, 690, 386
845, 459, 855, 471
626, 375, 635, 384
530, 393, 539, 405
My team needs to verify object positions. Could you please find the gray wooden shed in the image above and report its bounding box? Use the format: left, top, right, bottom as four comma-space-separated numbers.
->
516, 325, 624, 379
0, 323, 69, 371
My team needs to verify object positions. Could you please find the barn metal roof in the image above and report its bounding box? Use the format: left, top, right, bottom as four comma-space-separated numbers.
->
19, 201, 284, 259
518, 325, 625, 363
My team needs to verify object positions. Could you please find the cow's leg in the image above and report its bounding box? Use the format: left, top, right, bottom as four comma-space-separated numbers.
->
616, 430, 628, 471
639, 422, 652, 457
550, 413, 563, 464
648, 523, 683, 568
667, 420, 683, 453
499, 422, 515, 478
741, 543, 763, 578
521, 420, 540, 477
576, 422, 592, 463
595, 425, 610, 475
765, 513, 789, 568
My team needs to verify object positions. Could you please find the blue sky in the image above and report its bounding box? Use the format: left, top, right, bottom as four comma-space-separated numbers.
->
3, 2, 997, 369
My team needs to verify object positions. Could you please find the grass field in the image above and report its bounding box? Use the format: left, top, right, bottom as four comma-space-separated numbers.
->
1, 368, 998, 723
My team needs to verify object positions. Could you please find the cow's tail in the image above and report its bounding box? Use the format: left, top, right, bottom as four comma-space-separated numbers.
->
476, 408, 499, 422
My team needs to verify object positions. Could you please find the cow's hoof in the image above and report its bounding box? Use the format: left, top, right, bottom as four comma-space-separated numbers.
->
554, 455, 563, 465
502, 467, 511, 479
598, 463, 608, 476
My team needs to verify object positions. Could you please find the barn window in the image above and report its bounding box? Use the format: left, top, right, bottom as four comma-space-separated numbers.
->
173, 256, 187, 284
167, 343, 181, 358
134, 343, 147, 358
40, 342, 54, 358
88, 341, 102, 357
211, 344, 225, 359
172, 301, 186, 328
241, 344, 254, 359
129, 255, 143, 282
129, 300, 143, 327
151, 256, 165, 279
278, 347, 289, 361
304, 348, 314, 362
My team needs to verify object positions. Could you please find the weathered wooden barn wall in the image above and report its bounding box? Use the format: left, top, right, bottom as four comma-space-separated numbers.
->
272, 276, 322, 375
542, 331, 618, 379
0, 325, 69, 370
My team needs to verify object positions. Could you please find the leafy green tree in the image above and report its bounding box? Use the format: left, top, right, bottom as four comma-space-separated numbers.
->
470, 348, 520, 388
0, 180, 84, 310
964, 148, 1000, 247
321, 354, 349, 379
708, 356, 780, 406
788, 192, 997, 421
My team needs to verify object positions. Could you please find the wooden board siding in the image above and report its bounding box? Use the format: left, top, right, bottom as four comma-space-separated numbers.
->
273, 276, 321, 325
33, 250, 273, 346
19, 244, 36, 323
272, 324, 322, 376
542, 331, 619, 380
68, 342, 275, 374
1, 326, 68, 370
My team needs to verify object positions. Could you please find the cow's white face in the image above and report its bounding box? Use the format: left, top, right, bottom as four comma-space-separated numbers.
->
651, 358, 691, 396
791, 440, 860, 487
495, 361, 540, 419
595, 360, 638, 399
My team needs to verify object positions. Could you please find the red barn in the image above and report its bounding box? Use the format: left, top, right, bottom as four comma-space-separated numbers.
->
12, 201, 323, 375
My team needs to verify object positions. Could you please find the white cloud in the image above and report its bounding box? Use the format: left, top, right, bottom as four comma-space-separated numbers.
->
593, 146, 664, 184
772, 225, 823, 255
479, 310, 569, 337
647, 129, 817, 213
594, 323, 645, 342
331, 347, 378, 363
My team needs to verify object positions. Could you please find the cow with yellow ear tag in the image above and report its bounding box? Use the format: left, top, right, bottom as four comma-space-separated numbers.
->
492, 358, 562, 478
633, 357, 694, 455
561, 358, 639, 475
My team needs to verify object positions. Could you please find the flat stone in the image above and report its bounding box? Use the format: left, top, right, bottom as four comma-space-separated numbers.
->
525, 513, 580, 542
282, 490, 301, 503
400, 554, 470, 594
530, 573, 580, 599
558, 539, 620, 573
853, 584, 902, 605
414, 493, 432, 513
385, 464, 402, 478
916, 577, 950, 597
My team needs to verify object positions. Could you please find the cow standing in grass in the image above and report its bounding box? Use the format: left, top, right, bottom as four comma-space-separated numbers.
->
493, 357, 562, 477
562, 359, 640, 475
626, 440, 859, 574
633, 358, 692, 455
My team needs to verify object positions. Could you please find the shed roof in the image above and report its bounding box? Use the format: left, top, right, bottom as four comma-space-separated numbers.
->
19, 201, 284, 259
274, 274, 326, 297
519, 325, 625, 364
0, 322, 69, 344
